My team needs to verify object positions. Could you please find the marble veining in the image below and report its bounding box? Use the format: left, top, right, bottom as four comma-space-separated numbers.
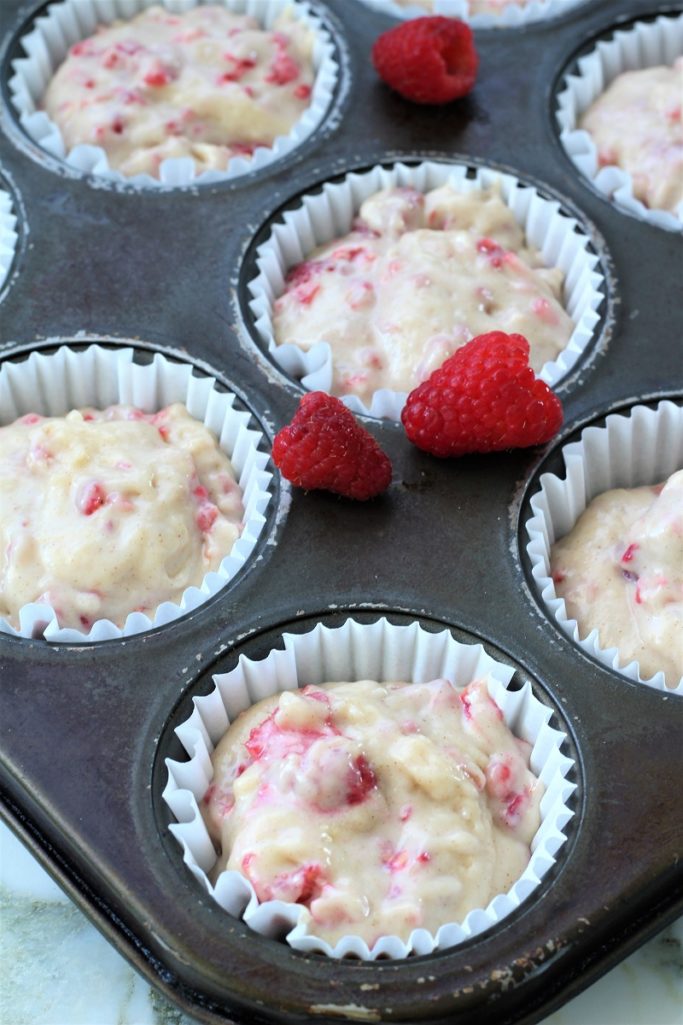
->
1, 822, 681, 1025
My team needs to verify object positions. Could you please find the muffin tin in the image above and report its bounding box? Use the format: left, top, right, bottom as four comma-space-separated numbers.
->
0, 0, 681, 1023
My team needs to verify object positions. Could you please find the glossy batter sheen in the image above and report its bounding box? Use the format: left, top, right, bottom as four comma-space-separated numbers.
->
393, 0, 539, 15
579, 61, 683, 214
202, 677, 542, 945
0, 403, 243, 630
41, 4, 315, 178
551, 470, 683, 687
273, 185, 573, 404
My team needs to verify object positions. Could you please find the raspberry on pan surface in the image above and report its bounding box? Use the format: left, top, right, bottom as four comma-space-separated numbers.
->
401, 331, 563, 457
272, 392, 392, 500
372, 16, 478, 105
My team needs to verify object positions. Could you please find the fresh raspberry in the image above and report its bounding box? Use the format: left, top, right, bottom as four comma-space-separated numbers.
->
371, 17, 478, 105
272, 392, 392, 500
401, 332, 563, 457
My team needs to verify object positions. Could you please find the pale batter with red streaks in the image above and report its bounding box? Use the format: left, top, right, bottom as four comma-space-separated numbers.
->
393, 0, 548, 16
551, 470, 683, 687
41, 5, 315, 178
0, 403, 243, 630
579, 60, 683, 215
202, 677, 542, 945
273, 185, 573, 405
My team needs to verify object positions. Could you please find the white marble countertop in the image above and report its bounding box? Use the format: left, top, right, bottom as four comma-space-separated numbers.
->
1, 821, 681, 1025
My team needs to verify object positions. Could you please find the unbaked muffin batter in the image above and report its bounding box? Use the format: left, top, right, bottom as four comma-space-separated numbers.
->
551, 470, 683, 687
579, 60, 683, 214
41, 4, 315, 178
272, 185, 574, 404
0, 403, 243, 630
202, 677, 542, 945
393, 0, 543, 15
468, 0, 534, 11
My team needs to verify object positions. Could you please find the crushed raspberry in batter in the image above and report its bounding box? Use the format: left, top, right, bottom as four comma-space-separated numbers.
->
202, 678, 543, 944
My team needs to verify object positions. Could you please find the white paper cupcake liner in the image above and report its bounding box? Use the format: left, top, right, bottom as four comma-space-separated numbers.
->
248, 160, 605, 419
357, 0, 588, 29
9, 0, 338, 189
526, 399, 683, 695
163, 617, 576, 959
556, 13, 683, 233
0, 344, 274, 643
0, 187, 19, 294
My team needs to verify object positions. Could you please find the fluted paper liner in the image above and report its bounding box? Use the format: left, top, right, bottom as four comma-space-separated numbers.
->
248, 160, 604, 419
0, 344, 273, 643
526, 400, 683, 694
358, 0, 588, 29
164, 617, 576, 959
0, 187, 19, 293
9, 0, 337, 189
556, 14, 683, 233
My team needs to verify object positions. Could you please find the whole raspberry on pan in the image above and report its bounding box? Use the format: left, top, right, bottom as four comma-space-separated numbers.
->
401, 332, 563, 457
371, 17, 478, 105
273, 392, 392, 500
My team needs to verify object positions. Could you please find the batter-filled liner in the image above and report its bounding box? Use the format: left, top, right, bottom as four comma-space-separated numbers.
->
356, 0, 589, 30
247, 160, 605, 419
0, 344, 273, 643
8, 0, 338, 189
556, 13, 683, 233
164, 617, 576, 959
526, 399, 683, 694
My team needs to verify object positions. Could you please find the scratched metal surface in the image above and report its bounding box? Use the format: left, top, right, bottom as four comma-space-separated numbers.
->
0, 0, 682, 1022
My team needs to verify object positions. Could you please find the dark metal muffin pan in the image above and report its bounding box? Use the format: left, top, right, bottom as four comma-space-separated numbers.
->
1, 0, 682, 1022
